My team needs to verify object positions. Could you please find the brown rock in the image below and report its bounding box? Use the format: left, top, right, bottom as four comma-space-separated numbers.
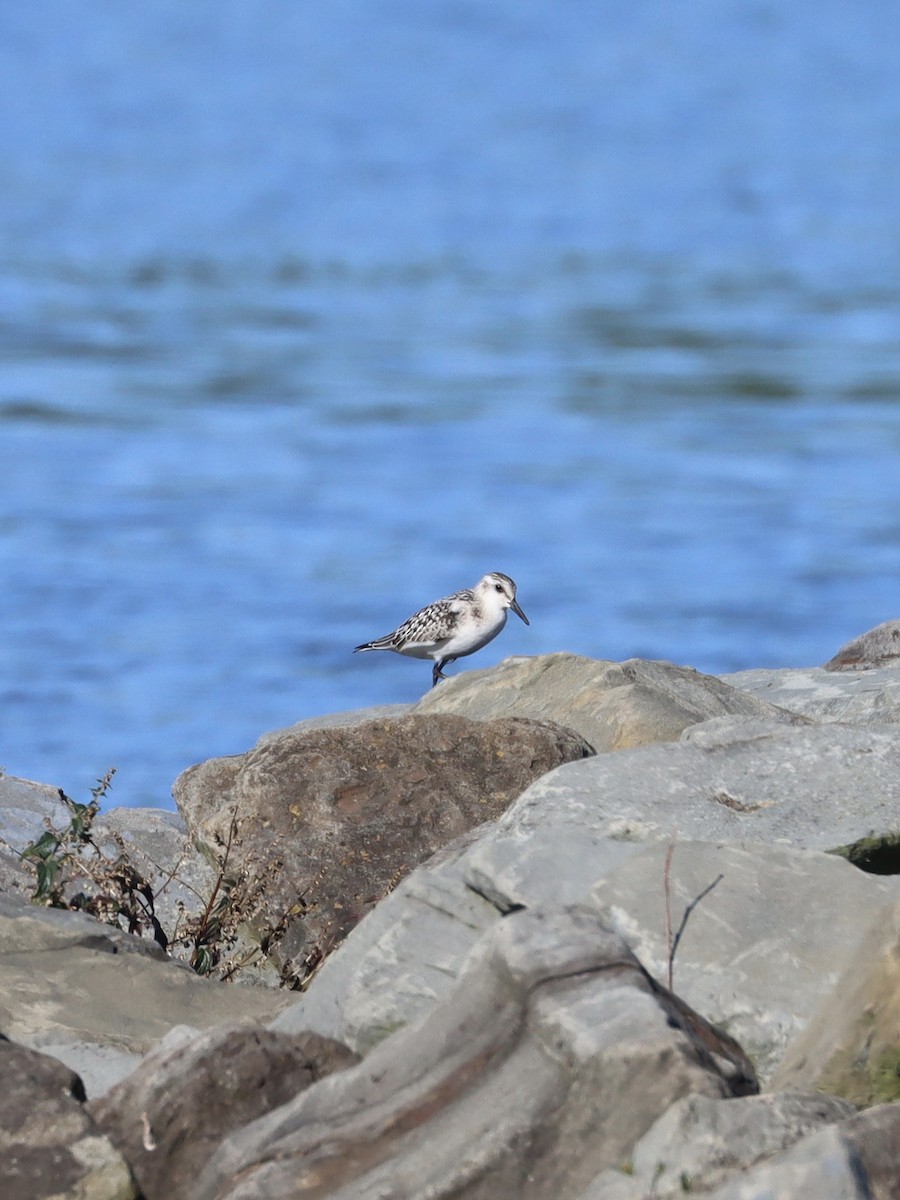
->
174, 713, 593, 982
0, 1036, 136, 1200
90, 1024, 358, 1200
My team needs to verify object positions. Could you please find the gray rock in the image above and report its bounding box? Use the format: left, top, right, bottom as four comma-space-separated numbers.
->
89, 1023, 358, 1200
824, 618, 900, 671
175, 713, 593, 985
465, 720, 900, 913
722, 665, 900, 726
582, 1092, 856, 1199
0, 891, 291, 1096
0, 772, 71, 848
0, 888, 169, 959
415, 654, 803, 751
591, 841, 900, 1082
0, 1035, 137, 1200
196, 907, 754, 1200
281, 719, 900, 1060
701, 1102, 900, 1200
273, 824, 640, 1056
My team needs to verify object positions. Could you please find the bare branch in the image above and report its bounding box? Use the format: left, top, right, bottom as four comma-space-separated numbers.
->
663, 830, 676, 989
667, 872, 724, 990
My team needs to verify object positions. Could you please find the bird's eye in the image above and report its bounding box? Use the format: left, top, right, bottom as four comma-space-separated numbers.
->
495, 583, 504, 592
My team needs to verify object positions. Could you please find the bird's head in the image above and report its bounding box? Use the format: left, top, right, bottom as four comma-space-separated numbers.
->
478, 572, 529, 624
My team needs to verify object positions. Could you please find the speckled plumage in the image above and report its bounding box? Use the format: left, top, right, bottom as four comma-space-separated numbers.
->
354, 572, 529, 687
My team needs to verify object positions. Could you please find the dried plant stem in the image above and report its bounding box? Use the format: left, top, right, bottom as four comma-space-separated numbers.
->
668, 873, 724, 987
663, 829, 725, 991
663, 831, 676, 989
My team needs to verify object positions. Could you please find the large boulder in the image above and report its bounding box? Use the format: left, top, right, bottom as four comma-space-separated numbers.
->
415, 654, 803, 751
174, 713, 593, 983
276, 719, 900, 1073
195, 907, 755, 1200
0, 1036, 136, 1200
463, 719, 900, 913
89, 1024, 358, 1200
590, 841, 900, 1082
280, 840, 899, 1086
0, 892, 291, 1096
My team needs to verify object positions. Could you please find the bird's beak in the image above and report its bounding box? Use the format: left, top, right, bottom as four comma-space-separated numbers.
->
511, 598, 529, 625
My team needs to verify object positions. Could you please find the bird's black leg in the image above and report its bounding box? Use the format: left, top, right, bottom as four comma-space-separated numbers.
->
432, 657, 454, 687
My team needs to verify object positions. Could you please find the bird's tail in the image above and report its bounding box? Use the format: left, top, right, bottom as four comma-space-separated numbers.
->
353, 636, 395, 653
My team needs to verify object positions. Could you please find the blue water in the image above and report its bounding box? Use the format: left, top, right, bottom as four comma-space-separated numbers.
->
2, 2, 900, 809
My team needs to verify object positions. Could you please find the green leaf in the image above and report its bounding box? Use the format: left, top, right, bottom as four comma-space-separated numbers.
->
34, 857, 59, 899
192, 946, 215, 975
21, 831, 60, 862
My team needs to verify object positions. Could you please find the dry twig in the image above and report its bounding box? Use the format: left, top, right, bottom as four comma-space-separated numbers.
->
663, 834, 724, 991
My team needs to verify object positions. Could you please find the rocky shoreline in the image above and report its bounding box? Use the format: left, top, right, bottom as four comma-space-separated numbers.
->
2, 619, 900, 1198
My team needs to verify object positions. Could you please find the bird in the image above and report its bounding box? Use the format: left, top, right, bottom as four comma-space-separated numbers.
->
354, 572, 529, 688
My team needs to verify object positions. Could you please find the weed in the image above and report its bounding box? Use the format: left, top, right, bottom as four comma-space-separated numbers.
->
15, 773, 320, 988
20, 770, 168, 951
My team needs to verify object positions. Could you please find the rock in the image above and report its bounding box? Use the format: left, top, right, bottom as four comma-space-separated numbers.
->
700, 1103, 900, 1200
775, 900, 900, 1106
89, 1023, 358, 1200
591, 841, 900, 1083
415, 654, 803, 751
465, 720, 900, 914
278, 719, 900, 1059
722, 665, 900, 726
583, 1091, 856, 1199
0, 1035, 136, 1200
824, 618, 900, 670
174, 713, 593, 983
0, 773, 71, 850
0, 891, 291, 1096
195, 907, 755, 1200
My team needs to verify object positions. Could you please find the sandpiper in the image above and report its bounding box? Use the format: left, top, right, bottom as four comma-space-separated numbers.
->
354, 572, 529, 687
